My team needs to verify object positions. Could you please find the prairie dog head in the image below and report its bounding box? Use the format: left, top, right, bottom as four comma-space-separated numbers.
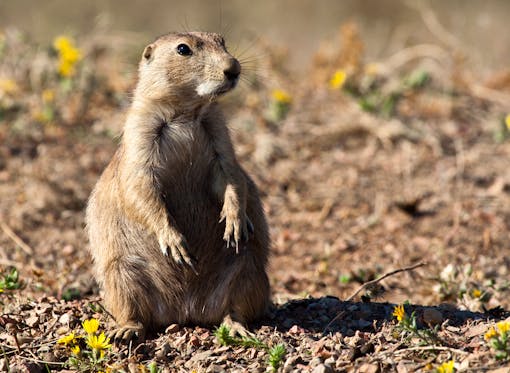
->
136, 32, 240, 104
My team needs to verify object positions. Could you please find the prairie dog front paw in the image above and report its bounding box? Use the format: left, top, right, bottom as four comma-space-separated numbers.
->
219, 203, 253, 253
158, 229, 197, 274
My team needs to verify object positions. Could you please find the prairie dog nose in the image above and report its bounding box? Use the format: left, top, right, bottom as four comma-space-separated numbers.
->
223, 57, 241, 81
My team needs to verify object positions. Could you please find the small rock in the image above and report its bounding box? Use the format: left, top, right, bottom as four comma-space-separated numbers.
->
189, 335, 200, 347
184, 350, 213, 368
360, 342, 374, 355
347, 347, 361, 361
358, 363, 380, 373
289, 325, 305, 334
155, 342, 171, 360
396, 361, 409, 373
283, 355, 303, 372
310, 357, 323, 367
422, 308, 443, 326
25, 315, 40, 328
312, 363, 334, 373
324, 356, 336, 366
58, 313, 71, 325
165, 323, 180, 333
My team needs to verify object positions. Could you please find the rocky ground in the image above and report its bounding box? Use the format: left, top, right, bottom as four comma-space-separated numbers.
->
1, 24, 510, 372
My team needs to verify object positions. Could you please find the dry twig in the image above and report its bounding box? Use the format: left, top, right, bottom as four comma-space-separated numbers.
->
0, 219, 33, 256
323, 262, 427, 334
345, 261, 427, 302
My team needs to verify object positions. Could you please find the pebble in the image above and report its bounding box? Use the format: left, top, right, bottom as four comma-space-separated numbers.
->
358, 363, 380, 373
312, 363, 334, 373
310, 357, 323, 367
58, 313, 71, 325
165, 323, 180, 333
154, 342, 171, 360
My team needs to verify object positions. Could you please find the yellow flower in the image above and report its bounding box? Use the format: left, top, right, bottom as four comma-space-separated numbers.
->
86, 332, 112, 350
57, 332, 76, 346
71, 345, 80, 355
436, 360, 455, 373
392, 304, 406, 323
42, 89, 55, 104
0, 79, 19, 95
497, 321, 510, 334
53, 36, 82, 78
82, 318, 100, 335
329, 69, 347, 90
485, 326, 498, 341
505, 114, 510, 131
471, 288, 482, 298
271, 89, 292, 104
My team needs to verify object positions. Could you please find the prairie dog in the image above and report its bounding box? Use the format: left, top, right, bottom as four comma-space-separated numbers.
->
86, 32, 270, 341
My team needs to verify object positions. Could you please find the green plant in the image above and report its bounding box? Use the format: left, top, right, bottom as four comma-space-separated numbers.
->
485, 321, 510, 360
268, 343, 286, 371
268, 89, 292, 121
392, 305, 440, 345
147, 361, 160, 373
0, 267, 21, 291
214, 324, 286, 371
214, 324, 266, 349
338, 274, 351, 284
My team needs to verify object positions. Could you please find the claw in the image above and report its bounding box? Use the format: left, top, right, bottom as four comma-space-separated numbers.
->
158, 237, 169, 256
110, 322, 145, 345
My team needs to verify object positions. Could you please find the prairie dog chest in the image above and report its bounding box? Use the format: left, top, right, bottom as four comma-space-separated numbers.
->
156, 121, 215, 185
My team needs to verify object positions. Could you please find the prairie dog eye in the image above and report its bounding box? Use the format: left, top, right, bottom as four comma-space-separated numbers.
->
176, 44, 192, 56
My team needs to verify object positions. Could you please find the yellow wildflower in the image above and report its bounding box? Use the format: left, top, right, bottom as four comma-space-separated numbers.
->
497, 321, 510, 334
53, 36, 82, 77
57, 332, 76, 346
82, 318, 99, 335
505, 114, 510, 131
42, 89, 55, 104
392, 304, 406, 322
436, 360, 455, 373
329, 69, 347, 90
471, 288, 482, 298
86, 332, 112, 350
484, 326, 498, 341
271, 89, 292, 104
0, 79, 19, 95
71, 345, 80, 355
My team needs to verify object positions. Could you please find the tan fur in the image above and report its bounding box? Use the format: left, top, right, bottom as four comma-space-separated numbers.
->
85, 32, 270, 340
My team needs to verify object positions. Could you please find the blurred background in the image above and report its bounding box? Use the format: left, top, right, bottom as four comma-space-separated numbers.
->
1, 0, 510, 326
1, 0, 509, 72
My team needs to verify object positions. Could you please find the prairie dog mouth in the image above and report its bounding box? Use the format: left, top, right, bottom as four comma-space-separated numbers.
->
196, 78, 238, 97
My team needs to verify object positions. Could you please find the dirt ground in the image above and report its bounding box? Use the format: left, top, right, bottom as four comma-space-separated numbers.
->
1, 21, 510, 372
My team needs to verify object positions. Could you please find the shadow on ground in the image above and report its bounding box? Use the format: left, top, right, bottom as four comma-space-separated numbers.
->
258, 296, 508, 335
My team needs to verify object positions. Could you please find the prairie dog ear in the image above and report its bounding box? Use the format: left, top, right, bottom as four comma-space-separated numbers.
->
143, 44, 154, 61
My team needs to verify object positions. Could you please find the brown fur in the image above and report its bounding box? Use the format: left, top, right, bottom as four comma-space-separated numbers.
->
85, 32, 270, 340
